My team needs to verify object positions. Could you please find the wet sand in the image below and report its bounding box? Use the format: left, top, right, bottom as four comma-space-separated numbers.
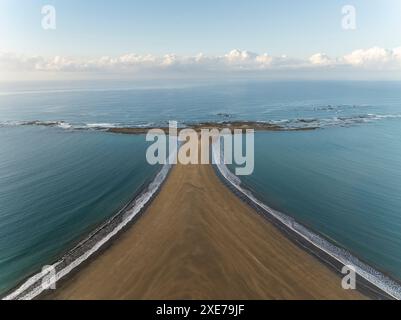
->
49, 156, 365, 300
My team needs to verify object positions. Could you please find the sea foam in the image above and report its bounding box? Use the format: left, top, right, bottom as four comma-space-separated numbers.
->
212, 140, 401, 300
2, 159, 173, 300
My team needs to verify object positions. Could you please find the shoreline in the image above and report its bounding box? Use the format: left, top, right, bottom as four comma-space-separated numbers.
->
2, 163, 173, 300
212, 162, 397, 300
106, 121, 318, 135
3, 120, 317, 133
3, 138, 400, 300
211, 137, 401, 299
45, 153, 366, 300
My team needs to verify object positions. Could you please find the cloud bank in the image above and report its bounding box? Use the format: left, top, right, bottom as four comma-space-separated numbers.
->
1, 47, 401, 79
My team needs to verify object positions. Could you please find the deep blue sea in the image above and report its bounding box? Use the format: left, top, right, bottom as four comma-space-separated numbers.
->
1, 80, 401, 295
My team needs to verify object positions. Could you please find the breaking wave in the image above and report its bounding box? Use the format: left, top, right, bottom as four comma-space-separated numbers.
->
2, 160, 173, 300
0, 120, 155, 131
211, 140, 401, 300
1, 113, 400, 132
268, 113, 401, 129
0, 120, 74, 129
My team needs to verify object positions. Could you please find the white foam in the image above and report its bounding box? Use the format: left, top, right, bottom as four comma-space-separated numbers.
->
2, 161, 173, 300
2, 112, 401, 132
134, 122, 155, 128
57, 122, 73, 129
85, 123, 117, 129
212, 140, 401, 300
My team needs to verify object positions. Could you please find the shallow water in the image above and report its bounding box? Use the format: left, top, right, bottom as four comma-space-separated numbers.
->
235, 122, 401, 281
0, 126, 159, 294
1, 80, 401, 294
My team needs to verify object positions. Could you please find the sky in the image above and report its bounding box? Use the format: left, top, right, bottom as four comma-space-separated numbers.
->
1, 0, 401, 81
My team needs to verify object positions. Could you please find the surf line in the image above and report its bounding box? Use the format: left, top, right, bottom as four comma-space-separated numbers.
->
2, 149, 177, 300
211, 139, 401, 300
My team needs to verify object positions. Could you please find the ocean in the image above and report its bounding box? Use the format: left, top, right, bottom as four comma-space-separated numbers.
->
0, 126, 161, 295
1, 80, 401, 296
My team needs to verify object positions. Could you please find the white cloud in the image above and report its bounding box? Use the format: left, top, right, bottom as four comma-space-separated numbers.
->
1, 47, 401, 77
0, 52, 45, 71
343, 46, 401, 68
225, 49, 257, 63
309, 53, 333, 66
255, 54, 273, 67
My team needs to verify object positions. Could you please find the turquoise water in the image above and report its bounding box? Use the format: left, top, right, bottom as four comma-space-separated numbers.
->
1, 80, 401, 294
0, 126, 159, 294
235, 122, 401, 281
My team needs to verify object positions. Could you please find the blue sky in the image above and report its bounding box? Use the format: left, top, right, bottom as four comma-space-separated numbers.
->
0, 0, 401, 80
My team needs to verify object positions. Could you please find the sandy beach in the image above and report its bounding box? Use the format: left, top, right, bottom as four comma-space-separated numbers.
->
4, 0, 401, 303
47, 152, 365, 300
